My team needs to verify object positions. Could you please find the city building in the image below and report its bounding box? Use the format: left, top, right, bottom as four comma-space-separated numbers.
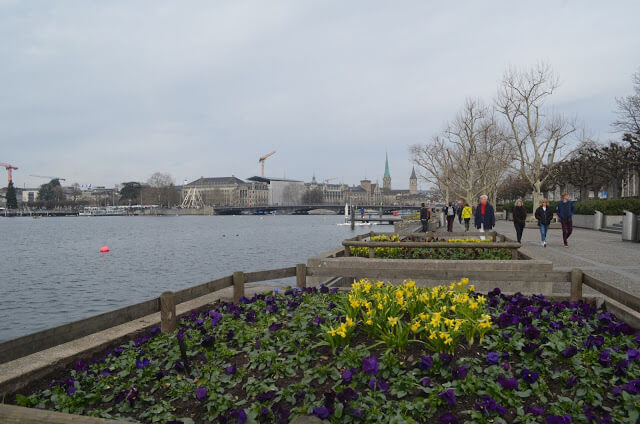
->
247, 176, 304, 206
383, 152, 391, 192
182, 177, 269, 207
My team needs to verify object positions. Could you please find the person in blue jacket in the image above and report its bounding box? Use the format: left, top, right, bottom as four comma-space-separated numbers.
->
474, 194, 495, 239
556, 192, 575, 247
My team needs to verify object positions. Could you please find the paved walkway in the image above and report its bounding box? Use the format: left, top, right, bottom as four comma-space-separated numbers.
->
445, 218, 640, 293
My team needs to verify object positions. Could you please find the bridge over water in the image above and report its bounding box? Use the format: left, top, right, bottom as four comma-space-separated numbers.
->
212, 204, 421, 215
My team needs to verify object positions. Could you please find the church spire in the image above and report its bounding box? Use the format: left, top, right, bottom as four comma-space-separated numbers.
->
383, 151, 391, 191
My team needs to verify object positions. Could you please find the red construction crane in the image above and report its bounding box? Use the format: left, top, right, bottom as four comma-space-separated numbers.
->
0, 162, 18, 185
324, 177, 338, 183
258, 151, 276, 177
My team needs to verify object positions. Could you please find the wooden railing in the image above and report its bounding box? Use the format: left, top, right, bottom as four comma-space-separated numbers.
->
0, 266, 304, 365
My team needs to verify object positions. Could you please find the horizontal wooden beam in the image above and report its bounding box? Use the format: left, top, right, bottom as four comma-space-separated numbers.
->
173, 276, 233, 304
307, 266, 570, 282
0, 297, 160, 365
583, 273, 640, 313
244, 267, 297, 283
0, 404, 136, 424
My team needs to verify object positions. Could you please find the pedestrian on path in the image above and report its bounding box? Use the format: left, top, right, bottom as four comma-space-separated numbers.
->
474, 195, 495, 240
556, 193, 574, 248
457, 202, 463, 224
512, 199, 527, 243
534, 198, 554, 247
420, 202, 430, 232
461, 203, 472, 231
445, 202, 456, 232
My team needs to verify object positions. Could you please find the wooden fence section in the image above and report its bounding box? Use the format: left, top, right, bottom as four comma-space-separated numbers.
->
0, 267, 301, 366
571, 270, 640, 312
0, 404, 135, 424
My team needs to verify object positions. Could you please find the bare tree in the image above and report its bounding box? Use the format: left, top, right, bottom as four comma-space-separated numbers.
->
147, 172, 176, 207
613, 69, 640, 198
496, 63, 577, 211
410, 136, 455, 204
411, 99, 513, 206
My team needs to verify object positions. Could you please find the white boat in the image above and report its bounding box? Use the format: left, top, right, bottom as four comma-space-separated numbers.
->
336, 204, 376, 226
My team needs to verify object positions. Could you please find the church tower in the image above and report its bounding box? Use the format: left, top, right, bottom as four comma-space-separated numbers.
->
409, 166, 418, 195
383, 152, 391, 192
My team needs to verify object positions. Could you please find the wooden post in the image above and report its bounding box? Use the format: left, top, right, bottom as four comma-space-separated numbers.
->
344, 246, 351, 256
511, 248, 518, 260
296, 263, 307, 289
160, 291, 176, 333
369, 247, 375, 258
350, 205, 355, 230
233, 271, 245, 304
571, 268, 583, 302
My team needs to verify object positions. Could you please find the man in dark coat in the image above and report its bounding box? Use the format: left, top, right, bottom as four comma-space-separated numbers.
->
420, 203, 430, 232
474, 194, 495, 239
556, 193, 575, 247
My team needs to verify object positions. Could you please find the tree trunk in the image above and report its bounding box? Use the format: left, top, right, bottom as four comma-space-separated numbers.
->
532, 180, 542, 213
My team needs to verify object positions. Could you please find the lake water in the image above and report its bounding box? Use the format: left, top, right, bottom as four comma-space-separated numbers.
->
0, 215, 373, 342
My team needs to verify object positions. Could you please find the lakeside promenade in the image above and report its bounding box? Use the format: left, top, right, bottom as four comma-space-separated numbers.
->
447, 218, 640, 294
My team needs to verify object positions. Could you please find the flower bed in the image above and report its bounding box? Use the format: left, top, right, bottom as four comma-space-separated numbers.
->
11, 282, 640, 423
348, 235, 513, 260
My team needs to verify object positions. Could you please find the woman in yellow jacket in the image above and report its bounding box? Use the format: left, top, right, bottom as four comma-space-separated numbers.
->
461, 204, 473, 231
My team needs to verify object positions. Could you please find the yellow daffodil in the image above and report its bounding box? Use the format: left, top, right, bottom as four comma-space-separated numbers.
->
388, 316, 399, 327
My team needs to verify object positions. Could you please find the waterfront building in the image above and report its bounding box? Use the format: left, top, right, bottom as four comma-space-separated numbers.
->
247, 176, 304, 206
182, 177, 269, 207
409, 167, 418, 195
21, 188, 39, 203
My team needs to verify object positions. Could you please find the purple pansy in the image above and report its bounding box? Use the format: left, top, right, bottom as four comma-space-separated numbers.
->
521, 368, 539, 384
598, 349, 611, 366
256, 390, 275, 402
362, 355, 379, 376
524, 325, 541, 339
439, 413, 458, 424
451, 365, 469, 380
209, 311, 222, 327
525, 406, 545, 416
229, 409, 247, 424
438, 389, 456, 406
566, 376, 578, 389
225, 364, 237, 375
475, 395, 506, 416
312, 406, 331, 419
628, 348, 640, 361
342, 369, 353, 383
419, 355, 434, 370
195, 386, 207, 401
546, 414, 572, 424
486, 352, 499, 365
497, 375, 518, 390
561, 346, 577, 358
135, 358, 150, 370
368, 378, 389, 391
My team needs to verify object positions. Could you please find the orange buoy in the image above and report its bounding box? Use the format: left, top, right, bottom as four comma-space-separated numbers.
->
100, 245, 110, 253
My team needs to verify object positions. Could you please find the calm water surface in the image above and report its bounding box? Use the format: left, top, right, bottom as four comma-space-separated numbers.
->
0, 215, 372, 341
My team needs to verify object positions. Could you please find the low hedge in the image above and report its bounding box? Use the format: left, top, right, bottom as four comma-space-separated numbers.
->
501, 198, 640, 215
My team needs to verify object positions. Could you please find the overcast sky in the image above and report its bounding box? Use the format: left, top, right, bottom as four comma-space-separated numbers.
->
2, 1, 639, 190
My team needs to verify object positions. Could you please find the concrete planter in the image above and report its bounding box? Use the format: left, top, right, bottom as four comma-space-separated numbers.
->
603, 215, 624, 227
572, 214, 596, 229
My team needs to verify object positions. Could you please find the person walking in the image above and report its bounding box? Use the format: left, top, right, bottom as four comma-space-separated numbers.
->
473, 195, 495, 239
457, 202, 463, 225
445, 202, 456, 232
512, 199, 527, 243
556, 192, 575, 248
534, 198, 554, 247
419, 202, 430, 232
461, 203, 472, 231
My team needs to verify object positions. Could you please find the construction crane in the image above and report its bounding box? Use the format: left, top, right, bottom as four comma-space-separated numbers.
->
30, 174, 67, 182
0, 163, 18, 185
258, 151, 276, 177
324, 177, 338, 184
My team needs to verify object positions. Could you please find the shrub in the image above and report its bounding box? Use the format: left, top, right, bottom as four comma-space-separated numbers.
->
502, 198, 640, 215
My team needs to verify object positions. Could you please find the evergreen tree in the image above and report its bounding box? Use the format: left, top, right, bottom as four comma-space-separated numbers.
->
6, 180, 18, 209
